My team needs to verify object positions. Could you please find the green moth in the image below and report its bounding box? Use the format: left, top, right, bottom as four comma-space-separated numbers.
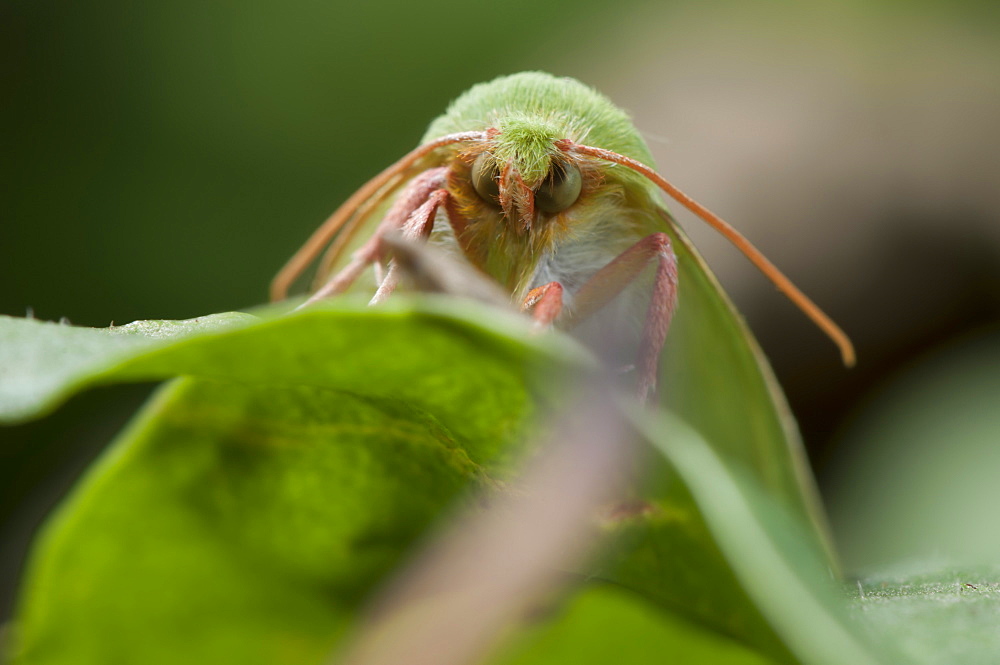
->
272, 71, 852, 404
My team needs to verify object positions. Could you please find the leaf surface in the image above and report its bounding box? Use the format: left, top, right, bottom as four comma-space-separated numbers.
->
1, 295, 860, 664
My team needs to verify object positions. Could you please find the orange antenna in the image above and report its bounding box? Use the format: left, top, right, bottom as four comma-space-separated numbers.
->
270, 131, 488, 302
310, 171, 407, 290
569, 141, 856, 367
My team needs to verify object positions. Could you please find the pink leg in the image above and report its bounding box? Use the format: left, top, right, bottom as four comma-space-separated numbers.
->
565, 233, 678, 403
369, 189, 448, 304
301, 168, 449, 307
521, 282, 564, 329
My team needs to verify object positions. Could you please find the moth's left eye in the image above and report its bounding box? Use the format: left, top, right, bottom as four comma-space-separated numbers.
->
535, 161, 582, 213
471, 152, 501, 207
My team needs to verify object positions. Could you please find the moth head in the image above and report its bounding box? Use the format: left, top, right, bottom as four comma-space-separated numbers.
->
465, 124, 585, 232
470, 152, 582, 216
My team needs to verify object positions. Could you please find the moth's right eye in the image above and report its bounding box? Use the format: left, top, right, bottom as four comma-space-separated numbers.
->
471, 152, 501, 207
535, 160, 582, 213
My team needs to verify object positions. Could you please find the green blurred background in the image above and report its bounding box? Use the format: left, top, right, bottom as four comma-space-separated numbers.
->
3, 0, 1000, 618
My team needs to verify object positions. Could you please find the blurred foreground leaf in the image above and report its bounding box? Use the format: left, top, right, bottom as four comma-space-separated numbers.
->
0, 302, 588, 467
489, 585, 777, 665
0, 300, 877, 664
12, 378, 492, 664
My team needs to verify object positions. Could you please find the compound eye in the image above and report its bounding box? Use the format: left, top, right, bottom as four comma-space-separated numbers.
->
471, 152, 501, 207
535, 161, 582, 213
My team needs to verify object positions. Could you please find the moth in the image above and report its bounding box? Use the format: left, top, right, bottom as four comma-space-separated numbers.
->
271, 72, 853, 401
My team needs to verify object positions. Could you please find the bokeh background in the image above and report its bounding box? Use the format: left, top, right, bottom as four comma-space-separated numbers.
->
3, 0, 1000, 619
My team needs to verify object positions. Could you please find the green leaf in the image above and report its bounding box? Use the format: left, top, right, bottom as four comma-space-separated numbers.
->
0, 301, 590, 467
852, 564, 1000, 665
1, 295, 861, 664
489, 585, 778, 665
0, 311, 255, 424
11, 378, 492, 665
0, 302, 587, 665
